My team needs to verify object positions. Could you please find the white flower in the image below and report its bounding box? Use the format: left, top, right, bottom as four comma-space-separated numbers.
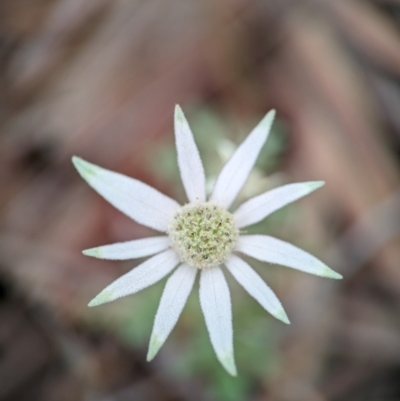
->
72, 105, 342, 376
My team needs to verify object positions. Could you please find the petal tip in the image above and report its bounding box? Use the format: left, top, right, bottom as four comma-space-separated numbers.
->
82, 248, 102, 258
308, 181, 325, 191
323, 266, 343, 280
261, 109, 276, 126
88, 289, 114, 307
174, 104, 185, 123
72, 156, 98, 180
276, 309, 290, 325
147, 334, 163, 361
221, 353, 237, 376
71, 155, 84, 169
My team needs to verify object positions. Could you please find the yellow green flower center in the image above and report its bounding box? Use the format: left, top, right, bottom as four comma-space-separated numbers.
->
168, 203, 238, 269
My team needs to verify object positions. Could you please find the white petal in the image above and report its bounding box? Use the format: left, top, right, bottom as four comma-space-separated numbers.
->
174, 105, 206, 202
72, 157, 180, 232
234, 181, 325, 228
225, 255, 289, 324
88, 249, 180, 306
147, 264, 197, 361
199, 267, 236, 376
210, 110, 275, 209
237, 235, 342, 279
83, 236, 170, 260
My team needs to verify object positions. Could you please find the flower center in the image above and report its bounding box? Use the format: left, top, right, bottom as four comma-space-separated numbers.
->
168, 202, 238, 269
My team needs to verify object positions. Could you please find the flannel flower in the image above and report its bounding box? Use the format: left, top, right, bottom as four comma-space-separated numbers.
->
72, 106, 342, 376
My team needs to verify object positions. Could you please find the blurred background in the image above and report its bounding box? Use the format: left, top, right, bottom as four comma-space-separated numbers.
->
1, 0, 400, 400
